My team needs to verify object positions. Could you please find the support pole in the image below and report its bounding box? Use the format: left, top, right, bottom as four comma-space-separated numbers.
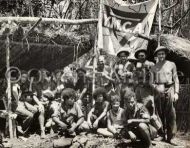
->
5, 28, 13, 139
92, 42, 97, 96
158, 0, 162, 46
170, 0, 174, 34
92, 0, 103, 96
97, 0, 103, 50
22, 18, 42, 40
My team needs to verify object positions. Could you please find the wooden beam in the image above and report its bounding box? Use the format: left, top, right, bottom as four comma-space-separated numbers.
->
153, 23, 172, 29
0, 40, 75, 48
0, 17, 98, 25
5, 28, 14, 139
162, 0, 179, 12
134, 33, 153, 41
22, 18, 42, 40
97, 0, 103, 50
172, 8, 190, 28
158, 0, 162, 47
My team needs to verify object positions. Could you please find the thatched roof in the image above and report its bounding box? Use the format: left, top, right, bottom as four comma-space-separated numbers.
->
0, 21, 94, 73
160, 34, 190, 60
0, 19, 190, 77
147, 34, 190, 77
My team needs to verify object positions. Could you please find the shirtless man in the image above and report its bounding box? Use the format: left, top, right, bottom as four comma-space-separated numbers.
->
86, 55, 113, 89
12, 72, 45, 138
150, 46, 179, 144
75, 68, 88, 101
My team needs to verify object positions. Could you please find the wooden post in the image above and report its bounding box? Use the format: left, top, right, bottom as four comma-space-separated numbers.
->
97, 0, 103, 50
5, 28, 13, 139
22, 18, 42, 40
92, 0, 103, 96
158, 0, 162, 46
180, 0, 184, 31
171, 0, 174, 34
92, 40, 97, 96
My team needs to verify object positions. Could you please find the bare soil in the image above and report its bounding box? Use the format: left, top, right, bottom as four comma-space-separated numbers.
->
3, 132, 190, 148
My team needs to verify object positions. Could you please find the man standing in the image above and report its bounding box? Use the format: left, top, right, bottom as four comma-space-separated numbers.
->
134, 48, 155, 115
86, 55, 113, 89
150, 46, 179, 144
75, 68, 88, 100
114, 49, 135, 108
95, 56, 113, 88
114, 49, 133, 82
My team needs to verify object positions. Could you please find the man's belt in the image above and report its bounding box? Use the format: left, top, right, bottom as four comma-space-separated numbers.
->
137, 83, 150, 88
155, 82, 174, 88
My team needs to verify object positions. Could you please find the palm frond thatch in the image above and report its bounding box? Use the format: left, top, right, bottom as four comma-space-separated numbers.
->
0, 21, 94, 72
160, 34, 190, 60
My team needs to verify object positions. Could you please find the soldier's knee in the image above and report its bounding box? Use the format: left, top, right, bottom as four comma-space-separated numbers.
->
138, 123, 148, 130
79, 121, 90, 130
28, 112, 34, 119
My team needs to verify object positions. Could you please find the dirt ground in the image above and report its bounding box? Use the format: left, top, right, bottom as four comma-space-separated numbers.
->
3, 132, 190, 148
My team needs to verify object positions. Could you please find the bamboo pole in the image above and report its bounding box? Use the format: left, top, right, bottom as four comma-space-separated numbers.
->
97, 0, 103, 50
5, 28, 13, 139
92, 40, 97, 96
171, 0, 174, 34
0, 17, 98, 25
158, 0, 162, 46
22, 18, 42, 40
92, 0, 103, 97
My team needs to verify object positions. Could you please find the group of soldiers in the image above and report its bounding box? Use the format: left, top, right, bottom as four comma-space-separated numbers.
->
6, 45, 179, 148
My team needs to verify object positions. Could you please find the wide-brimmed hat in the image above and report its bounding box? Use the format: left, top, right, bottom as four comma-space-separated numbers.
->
154, 46, 169, 56
76, 67, 86, 74
43, 90, 54, 100
55, 69, 63, 75
116, 48, 130, 57
128, 53, 138, 62
134, 48, 147, 58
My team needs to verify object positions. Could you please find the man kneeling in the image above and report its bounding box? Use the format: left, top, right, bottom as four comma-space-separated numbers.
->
124, 92, 157, 148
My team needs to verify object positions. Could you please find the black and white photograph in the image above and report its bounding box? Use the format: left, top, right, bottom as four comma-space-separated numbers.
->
0, 0, 190, 147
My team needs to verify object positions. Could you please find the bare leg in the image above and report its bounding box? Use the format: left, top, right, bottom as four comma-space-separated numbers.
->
97, 128, 114, 137
24, 102, 45, 138
15, 102, 34, 134
78, 121, 90, 132
138, 123, 152, 148
38, 106, 45, 138
52, 117, 68, 130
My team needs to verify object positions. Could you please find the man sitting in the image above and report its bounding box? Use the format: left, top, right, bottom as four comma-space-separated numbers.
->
12, 72, 45, 138
97, 95, 125, 138
87, 87, 109, 130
